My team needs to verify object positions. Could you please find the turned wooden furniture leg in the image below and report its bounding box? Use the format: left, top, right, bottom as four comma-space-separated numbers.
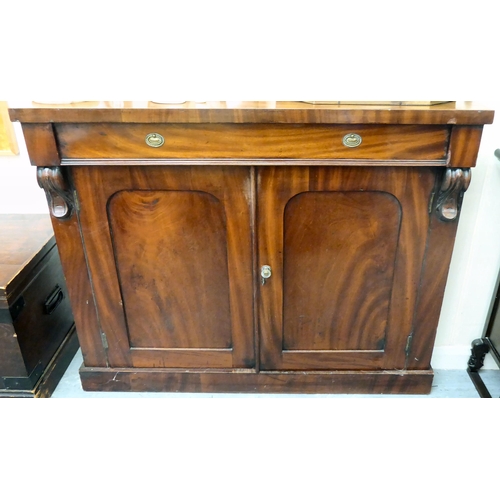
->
467, 339, 492, 398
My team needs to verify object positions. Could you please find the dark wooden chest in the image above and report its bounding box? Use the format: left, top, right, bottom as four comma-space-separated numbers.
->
0, 214, 78, 397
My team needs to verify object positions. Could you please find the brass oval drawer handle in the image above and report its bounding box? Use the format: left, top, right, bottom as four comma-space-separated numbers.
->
343, 133, 362, 148
145, 133, 165, 148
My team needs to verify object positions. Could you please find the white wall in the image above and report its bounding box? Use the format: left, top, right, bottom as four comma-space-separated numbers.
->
0, 122, 48, 214
432, 103, 500, 368
1, 106, 499, 369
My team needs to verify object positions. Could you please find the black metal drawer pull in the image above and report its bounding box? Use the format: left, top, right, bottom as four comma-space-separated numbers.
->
44, 284, 64, 315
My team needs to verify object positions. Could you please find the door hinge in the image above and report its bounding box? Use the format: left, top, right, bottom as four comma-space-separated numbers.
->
73, 190, 80, 212
405, 333, 414, 357
100, 331, 109, 350
428, 190, 436, 214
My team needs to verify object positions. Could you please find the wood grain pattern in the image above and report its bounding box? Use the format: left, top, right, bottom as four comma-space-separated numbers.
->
20, 123, 60, 166
72, 165, 254, 369
406, 203, 461, 369
283, 191, 401, 351
47, 205, 108, 367
8, 101, 495, 125
108, 190, 232, 349
54, 123, 450, 161
258, 166, 435, 371
449, 126, 484, 168
79, 365, 434, 394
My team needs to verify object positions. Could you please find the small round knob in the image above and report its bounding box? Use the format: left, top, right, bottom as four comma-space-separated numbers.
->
145, 133, 165, 148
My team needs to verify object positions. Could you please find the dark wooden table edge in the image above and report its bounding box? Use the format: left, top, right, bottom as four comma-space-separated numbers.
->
79, 366, 434, 395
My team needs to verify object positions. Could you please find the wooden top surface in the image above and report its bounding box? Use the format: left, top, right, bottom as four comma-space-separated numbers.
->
8, 101, 495, 125
0, 214, 54, 299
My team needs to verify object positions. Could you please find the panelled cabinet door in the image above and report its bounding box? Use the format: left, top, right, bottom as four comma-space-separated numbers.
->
72, 165, 254, 369
258, 166, 436, 371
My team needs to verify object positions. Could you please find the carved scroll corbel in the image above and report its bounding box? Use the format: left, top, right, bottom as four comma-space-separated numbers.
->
37, 166, 74, 219
435, 168, 471, 221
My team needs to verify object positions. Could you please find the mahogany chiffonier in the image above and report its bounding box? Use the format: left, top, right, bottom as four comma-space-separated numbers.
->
9, 101, 494, 394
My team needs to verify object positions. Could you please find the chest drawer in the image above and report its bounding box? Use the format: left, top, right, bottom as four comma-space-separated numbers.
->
55, 123, 450, 161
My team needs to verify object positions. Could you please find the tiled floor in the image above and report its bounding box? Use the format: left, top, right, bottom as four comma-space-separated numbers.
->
51, 349, 500, 397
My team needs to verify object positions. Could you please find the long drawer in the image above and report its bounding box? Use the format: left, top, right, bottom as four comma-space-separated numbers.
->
55, 123, 450, 161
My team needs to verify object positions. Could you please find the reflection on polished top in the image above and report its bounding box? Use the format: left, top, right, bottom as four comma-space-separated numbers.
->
8, 101, 495, 125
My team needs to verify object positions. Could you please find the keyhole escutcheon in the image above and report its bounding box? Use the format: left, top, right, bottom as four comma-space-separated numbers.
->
261, 265, 272, 285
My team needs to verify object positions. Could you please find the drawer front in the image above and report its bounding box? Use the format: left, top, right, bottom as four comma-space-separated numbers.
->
13, 247, 74, 379
56, 123, 450, 161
